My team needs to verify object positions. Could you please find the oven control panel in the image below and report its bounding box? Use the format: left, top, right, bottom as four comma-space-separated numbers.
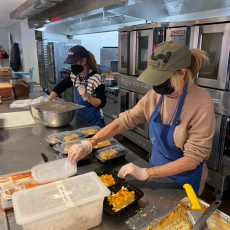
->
118, 74, 152, 94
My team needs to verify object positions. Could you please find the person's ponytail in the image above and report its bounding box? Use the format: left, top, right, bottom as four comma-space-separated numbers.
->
86, 51, 98, 72
170, 49, 209, 92
188, 49, 209, 76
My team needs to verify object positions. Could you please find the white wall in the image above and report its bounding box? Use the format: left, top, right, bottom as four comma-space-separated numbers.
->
5, 21, 39, 83
0, 28, 9, 67
43, 32, 67, 42
73, 31, 118, 64
20, 21, 39, 83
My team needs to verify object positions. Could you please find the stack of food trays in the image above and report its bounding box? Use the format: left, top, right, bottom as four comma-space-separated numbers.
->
96, 169, 144, 216
94, 142, 128, 163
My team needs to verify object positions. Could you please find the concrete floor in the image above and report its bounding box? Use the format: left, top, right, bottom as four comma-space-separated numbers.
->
35, 84, 230, 216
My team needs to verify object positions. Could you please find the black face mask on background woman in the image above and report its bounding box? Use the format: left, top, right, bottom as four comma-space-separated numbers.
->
152, 78, 174, 95
71, 64, 83, 76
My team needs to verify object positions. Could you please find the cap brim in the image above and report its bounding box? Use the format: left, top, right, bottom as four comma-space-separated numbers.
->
63, 56, 76, 65
137, 67, 175, 86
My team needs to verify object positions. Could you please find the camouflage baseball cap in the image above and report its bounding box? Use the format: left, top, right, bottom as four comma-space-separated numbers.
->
137, 41, 191, 86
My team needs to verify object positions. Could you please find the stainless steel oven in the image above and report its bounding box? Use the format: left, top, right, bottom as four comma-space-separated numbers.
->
166, 26, 191, 47
135, 29, 153, 76
194, 23, 230, 90
132, 92, 149, 138
117, 74, 152, 152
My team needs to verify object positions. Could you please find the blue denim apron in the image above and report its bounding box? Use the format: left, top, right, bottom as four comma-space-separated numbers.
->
74, 68, 103, 128
149, 87, 203, 194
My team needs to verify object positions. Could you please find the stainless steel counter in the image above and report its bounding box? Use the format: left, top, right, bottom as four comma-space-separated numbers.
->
0, 93, 187, 230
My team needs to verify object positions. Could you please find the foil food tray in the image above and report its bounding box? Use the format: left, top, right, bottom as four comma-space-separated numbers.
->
136, 197, 230, 230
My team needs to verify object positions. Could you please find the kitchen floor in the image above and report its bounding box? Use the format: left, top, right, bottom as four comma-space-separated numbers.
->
119, 137, 230, 216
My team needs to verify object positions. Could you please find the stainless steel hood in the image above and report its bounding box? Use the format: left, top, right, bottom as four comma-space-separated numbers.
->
10, 0, 230, 35
10, 0, 66, 20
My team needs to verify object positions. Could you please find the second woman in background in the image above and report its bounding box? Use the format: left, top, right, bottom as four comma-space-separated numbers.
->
47, 45, 106, 128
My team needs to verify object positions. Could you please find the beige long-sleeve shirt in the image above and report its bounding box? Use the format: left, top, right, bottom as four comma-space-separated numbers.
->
116, 84, 215, 195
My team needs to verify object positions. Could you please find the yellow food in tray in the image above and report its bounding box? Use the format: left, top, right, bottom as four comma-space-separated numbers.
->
64, 143, 80, 153
142, 203, 192, 230
50, 137, 58, 144
107, 187, 135, 212
98, 174, 115, 187
82, 128, 99, 135
94, 140, 111, 148
64, 134, 79, 142
141, 199, 230, 230
99, 148, 118, 160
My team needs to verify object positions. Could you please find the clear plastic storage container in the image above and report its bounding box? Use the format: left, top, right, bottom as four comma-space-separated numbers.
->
31, 159, 77, 184
12, 172, 110, 230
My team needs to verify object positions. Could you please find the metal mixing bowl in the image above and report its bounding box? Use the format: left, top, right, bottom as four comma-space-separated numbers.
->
104, 78, 115, 86
38, 110, 75, 128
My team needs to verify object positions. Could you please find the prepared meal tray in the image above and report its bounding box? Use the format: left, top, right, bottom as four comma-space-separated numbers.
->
103, 183, 144, 216
94, 143, 128, 163
45, 131, 70, 145
56, 152, 93, 161
59, 138, 87, 154
96, 169, 125, 188
55, 130, 88, 143
136, 197, 230, 230
78, 126, 101, 136
93, 138, 118, 150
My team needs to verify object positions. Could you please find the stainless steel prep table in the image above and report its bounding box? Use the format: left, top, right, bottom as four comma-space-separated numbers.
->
0, 93, 187, 230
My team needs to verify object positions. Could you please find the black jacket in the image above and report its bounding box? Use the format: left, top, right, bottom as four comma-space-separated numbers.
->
10, 43, 21, 71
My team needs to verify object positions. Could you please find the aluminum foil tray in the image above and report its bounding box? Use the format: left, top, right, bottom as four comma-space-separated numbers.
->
55, 130, 88, 143
34, 101, 85, 113
136, 197, 230, 230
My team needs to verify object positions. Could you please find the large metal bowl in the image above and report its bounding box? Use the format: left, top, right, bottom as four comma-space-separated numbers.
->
38, 110, 75, 128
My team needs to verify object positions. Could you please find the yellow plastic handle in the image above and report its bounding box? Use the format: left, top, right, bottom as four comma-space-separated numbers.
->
183, 184, 202, 210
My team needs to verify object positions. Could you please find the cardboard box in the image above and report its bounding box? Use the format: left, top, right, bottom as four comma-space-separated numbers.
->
0, 83, 13, 100
0, 68, 12, 79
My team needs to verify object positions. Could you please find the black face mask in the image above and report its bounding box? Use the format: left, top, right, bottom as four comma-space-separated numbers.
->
152, 79, 174, 95
71, 64, 83, 76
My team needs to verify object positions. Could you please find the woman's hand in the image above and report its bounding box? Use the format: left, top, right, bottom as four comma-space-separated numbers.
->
78, 85, 89, 101
68, 140, 92, 165
118, 163, 148, 181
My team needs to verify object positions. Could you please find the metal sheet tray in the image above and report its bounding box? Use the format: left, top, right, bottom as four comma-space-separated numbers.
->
55, 130, 88, 143
33, 101, 85, 113
96, 169, 125, 188
94, 144, 128, 163
103, 182, 144, 216
136, 197, 230, 230
58, 138, 87, 154
45, 131, 70, 145
93, 138, 118, 150
78, 126, 101, 136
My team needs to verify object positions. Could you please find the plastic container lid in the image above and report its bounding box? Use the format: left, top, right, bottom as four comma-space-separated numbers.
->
55, 130, 88, 143
45, 131, 69, 145
59, 138, 87, 154
78, 126, 101, 136
13, 172, 110, 225
94, 144, 128, 163
31, 158, 77, 184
